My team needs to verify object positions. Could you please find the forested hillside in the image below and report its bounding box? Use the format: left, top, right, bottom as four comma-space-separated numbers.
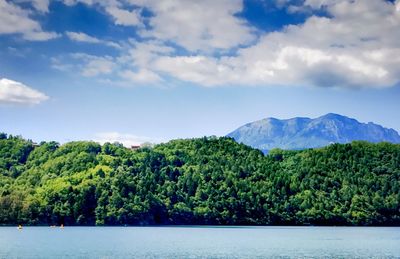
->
0, 133, 399, 226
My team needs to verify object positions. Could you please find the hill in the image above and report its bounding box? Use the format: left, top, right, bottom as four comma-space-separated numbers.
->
227, 113, 400, 152
0, 133, 399, 226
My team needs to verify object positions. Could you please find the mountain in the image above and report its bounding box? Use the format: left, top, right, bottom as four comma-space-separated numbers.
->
227, 113, 400, 152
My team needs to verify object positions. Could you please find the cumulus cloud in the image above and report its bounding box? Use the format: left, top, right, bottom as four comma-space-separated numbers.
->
153, 56, 235, 87
62, 0, 120, 6
66, 31, 121, 48
31, 0, 49, 12
14, 0, 50, 13
53, 40, 172, 85
0, 78, 49, 105
94, 132, 162, 147
82, 59, 114, 77
119, 69, 162, 84
63, 0, 256, 52
152, 0, 400, 88
126, 40, 175, 68
66, 31, 102, 43
0, 0, 58, 40
52, 0, 400, 89
132, 0, 256, 52
303, 0, 342, 9
105, 6, 142, 26
52, 53, 117, 78
70, 53, 116, 77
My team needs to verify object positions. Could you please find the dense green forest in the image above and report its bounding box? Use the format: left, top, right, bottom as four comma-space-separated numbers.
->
0, 133, 399, 226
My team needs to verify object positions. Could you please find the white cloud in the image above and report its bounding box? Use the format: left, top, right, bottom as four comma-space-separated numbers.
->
82, 59, 115, 77
14, 0, 50, 13
94, 132, 162, 147
65, 31, 121, 48
126, 40, 175, 68
51, 56, 74, 72
119, 69, 162, 84
0, 78, 49, 105
65, 0, 256, 52
132, 0, 256, 52
0, 0, 58, 41
55, 40, 173, 85
31, 0, 49, 12
66, 31, 102, 43
70, 53, 116, 77
105, 6, 142, 26
303, 0, 341, 9
153, 55, 235, 87
61, 0, 141, 28
53, 0, 400, 89
62, 0, 120, 6
151, 0, 400, 88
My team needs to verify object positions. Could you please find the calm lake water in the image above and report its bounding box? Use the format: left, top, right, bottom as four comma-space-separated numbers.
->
0, 226, 399, 258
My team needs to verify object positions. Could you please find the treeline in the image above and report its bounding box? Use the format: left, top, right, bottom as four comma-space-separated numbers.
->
0, 133, 399, 226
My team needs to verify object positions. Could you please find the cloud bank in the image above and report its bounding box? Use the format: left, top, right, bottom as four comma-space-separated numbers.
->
146, 0, 400, 88
6, 0, 400, 88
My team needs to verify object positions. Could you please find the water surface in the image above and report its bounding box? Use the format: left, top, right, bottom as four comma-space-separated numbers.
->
0, 226, 399, 258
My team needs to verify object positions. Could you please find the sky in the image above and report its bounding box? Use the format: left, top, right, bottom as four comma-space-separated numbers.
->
1, 0, 400, 146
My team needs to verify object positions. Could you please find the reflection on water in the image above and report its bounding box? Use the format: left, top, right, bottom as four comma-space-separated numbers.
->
0, 226, 399, 258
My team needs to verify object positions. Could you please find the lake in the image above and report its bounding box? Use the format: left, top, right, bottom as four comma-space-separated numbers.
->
0, 226, 399, 258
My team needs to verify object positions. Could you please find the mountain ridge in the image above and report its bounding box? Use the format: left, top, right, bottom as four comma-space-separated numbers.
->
227, 113, 400, 152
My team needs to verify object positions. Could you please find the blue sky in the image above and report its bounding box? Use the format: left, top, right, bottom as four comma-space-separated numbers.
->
1, 0, 400, 145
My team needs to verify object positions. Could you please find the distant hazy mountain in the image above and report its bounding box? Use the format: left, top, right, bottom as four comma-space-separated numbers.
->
227, 113, 400, 152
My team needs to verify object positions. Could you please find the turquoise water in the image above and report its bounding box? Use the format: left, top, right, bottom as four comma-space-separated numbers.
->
0, 226, 399, 258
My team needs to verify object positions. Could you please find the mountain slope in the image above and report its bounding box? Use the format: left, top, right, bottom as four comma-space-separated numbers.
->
227, 113, 400, 151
